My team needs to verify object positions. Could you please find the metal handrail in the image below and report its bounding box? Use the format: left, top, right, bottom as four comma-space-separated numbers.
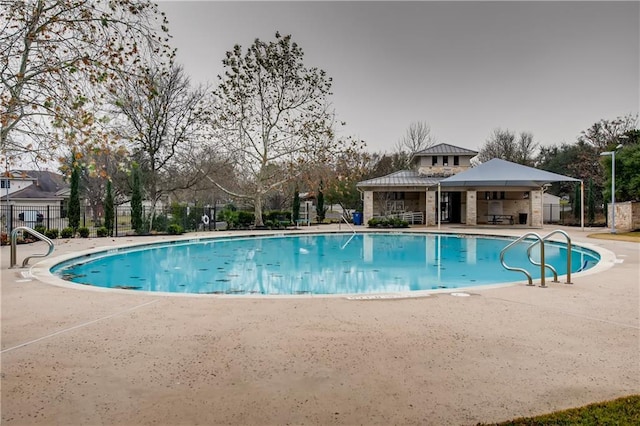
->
500, 232, 546, 287
340, 213, 357, 234
526, 230, 572, 284
339, 214, 357, 249
10, 226, 55, 268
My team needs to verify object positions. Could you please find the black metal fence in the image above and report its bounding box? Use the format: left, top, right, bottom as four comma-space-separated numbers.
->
1, 204, 224, 239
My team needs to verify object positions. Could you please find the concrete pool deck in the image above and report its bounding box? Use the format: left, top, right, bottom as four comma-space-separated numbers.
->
1, 225, 638, 425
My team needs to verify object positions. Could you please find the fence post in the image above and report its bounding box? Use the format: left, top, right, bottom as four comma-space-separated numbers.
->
46, 205, 50, 229
114, 206, 118, 237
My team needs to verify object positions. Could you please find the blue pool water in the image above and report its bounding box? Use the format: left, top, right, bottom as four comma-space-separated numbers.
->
51, 233, 600, 295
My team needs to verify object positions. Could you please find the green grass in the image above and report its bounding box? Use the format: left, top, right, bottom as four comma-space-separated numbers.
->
479, 395, 640, 425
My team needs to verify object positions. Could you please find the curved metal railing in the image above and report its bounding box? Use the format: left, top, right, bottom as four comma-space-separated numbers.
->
526, 230, 572, 284
500, 232, 546, 287
10, 226, 55, 268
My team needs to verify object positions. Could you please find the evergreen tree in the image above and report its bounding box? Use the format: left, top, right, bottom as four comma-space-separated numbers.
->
131, 163, 143, 234
68, 156, 81, 231
587, 178, 596, 225
104, 179, 114, 236
573, 183, 581, 221
292, 186, 300, 224
316, 181, 326, 223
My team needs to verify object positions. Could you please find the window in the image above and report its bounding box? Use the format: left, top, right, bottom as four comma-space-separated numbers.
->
453, 156, 459, 166
486, 191, 505, 200
432, 156, 437, 166
0, 179, 9, 189
443, 156, 449, 166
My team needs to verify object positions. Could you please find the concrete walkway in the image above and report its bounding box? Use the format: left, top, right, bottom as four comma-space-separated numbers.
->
1, 225, 638, 425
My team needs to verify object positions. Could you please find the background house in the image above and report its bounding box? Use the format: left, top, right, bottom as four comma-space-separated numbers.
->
1, 170, 69, 231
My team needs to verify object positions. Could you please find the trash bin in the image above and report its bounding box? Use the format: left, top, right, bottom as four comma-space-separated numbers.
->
519, 213, 528, 225
352, 212, 363, 226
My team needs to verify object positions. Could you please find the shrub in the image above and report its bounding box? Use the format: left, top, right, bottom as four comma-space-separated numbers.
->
280, 220, 291, 228
367, 217, 408, 228
1, 232, 8, 246
167, 224, 184, 235
60, 227, 74, 238
34, 225, 46, 235
218, 209, 239, 229
264, 210, 292, 222
153, 214, 169, 232
78, 227, 90, 238
96, 227, 108, 237
237, 211, 255, 227
45, 228, 59, 239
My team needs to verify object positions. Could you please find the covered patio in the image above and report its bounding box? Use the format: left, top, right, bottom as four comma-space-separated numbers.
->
438, 159, 581, 228
357, 159, 582, 228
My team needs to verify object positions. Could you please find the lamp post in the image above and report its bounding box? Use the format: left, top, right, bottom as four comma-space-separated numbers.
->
600, 143, 624, 233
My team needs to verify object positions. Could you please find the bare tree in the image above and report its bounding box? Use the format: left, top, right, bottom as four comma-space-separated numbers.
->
0, 0, 172, 166
211, 32, 357, 226
477, 128, 538, 165
578, 114, 638, 151
394, 121, 436, 168
112, 64, 209, 227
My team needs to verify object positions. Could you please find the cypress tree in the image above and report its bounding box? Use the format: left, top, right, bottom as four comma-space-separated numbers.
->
68, 156, 81, 231
573, 183, 581, 221
104, 179, 114, 236
131, 163, 143, 234
587, 178, 596, 225
316, 181, 325, 223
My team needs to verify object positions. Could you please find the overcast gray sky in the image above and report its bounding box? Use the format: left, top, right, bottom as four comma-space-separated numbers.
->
157, 1, 639, 153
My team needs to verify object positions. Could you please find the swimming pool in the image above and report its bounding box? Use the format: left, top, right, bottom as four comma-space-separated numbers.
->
50, 233, 600, 295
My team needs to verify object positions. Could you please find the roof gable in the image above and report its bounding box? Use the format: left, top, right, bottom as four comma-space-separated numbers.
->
414, 143, 478, 156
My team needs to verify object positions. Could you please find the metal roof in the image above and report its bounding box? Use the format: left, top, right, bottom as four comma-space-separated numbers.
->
414, 143, 478, 156
356, 170, 443, 188
440, 158, 579, 187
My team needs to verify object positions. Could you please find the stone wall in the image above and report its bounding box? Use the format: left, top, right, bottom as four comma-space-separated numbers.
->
607, 201, 640, 232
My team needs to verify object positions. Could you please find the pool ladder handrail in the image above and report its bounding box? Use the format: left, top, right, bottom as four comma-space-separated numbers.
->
10, 226, 55, 268
500, 232, 546, 287
340, 214, 357, 250
526, 230, 572, 284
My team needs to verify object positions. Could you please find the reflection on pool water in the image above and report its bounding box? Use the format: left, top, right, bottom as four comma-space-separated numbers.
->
51, 233, 600, 295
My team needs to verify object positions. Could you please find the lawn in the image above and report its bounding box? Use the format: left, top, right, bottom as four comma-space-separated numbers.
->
588, 231, 640, 243
480, 394, 640, 425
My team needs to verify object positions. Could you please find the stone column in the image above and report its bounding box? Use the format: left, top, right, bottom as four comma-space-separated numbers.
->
530, 190, 542, 227
425, 189, 436, 226
362, 190, 373, 223
466, 190, 477, 226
